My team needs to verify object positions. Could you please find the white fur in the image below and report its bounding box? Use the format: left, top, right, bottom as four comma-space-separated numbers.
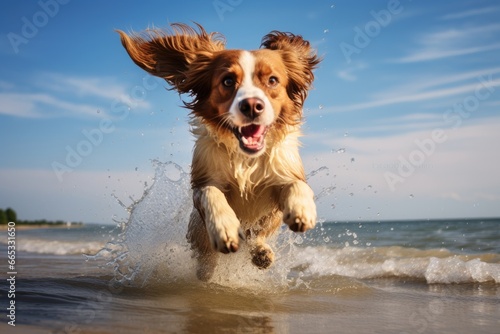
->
200, 186, 242, 252
280, 181, 317, 232
228, 51, 275, 127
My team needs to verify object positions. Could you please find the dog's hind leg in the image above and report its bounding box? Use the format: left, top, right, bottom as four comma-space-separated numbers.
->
186, 209, 218, 281
247, 211, 282, 270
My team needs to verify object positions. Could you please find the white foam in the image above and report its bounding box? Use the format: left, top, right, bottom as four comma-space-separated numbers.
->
425, 257, 500, 284
2, 238, 105, 256
295, 246, 500, 284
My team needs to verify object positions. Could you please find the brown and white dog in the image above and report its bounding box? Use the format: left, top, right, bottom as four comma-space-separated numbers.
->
118, 23, 320, 281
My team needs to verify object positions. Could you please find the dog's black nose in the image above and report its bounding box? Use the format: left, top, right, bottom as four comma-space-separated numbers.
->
238, 98, 265, 119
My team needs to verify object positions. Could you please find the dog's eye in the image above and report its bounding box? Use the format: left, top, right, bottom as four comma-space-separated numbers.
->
222, 76, 235, 88
268, 76, 279, 87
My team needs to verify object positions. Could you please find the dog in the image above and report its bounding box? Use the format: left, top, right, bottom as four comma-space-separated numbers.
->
118, 23, 320, 281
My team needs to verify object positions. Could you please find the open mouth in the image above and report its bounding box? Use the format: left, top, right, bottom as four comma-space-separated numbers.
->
233, 124, 268, 154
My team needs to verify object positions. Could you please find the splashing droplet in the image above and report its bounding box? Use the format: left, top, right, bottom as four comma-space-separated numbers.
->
409, 194, 414, 198
344, 132, 349, 137
319, 104, 324, 109
323, 29, 329, 34
336, 148, 346, 154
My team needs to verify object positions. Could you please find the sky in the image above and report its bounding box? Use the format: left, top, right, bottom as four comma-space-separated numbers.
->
0, 0, 499, 224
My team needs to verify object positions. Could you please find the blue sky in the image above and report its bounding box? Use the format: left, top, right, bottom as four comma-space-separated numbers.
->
1, 0, 499, 223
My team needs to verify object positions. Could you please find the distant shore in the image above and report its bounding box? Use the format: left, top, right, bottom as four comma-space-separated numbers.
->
0, 222, 84, 230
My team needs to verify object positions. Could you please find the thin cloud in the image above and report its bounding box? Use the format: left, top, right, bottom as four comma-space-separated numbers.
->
323, 66, 500, 113
371, 67, 500, 100
393, 24, 500, 63
337, 63, 368, 82
39, 73, 128, 101
328, 80, 500, 113
396, 43, 500, 63
0, 73, 152, 119
0, 92, 100, 118
440, 6, 500, 20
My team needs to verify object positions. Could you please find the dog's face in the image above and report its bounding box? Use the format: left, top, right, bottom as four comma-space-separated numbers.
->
118, 24, 320, 156
202, 49, 292, 155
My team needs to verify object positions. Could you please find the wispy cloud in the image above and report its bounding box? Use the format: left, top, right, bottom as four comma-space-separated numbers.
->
337, 62, 368, 82
0, 92, 100, 118
440, 6, 500, 20
38, 73, 128, 101
393, 23, 500, 63
328, 80, 500, 113
323, 66, 500, 113
371, 67, 500, 100
0, 73, 152, 119
397, 43, 500, 63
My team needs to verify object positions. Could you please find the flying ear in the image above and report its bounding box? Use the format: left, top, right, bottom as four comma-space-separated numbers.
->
117, 23, 226, 93
261, 31, 321, 107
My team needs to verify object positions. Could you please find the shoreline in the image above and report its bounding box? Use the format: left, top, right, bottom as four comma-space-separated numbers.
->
0, 223, 84, 230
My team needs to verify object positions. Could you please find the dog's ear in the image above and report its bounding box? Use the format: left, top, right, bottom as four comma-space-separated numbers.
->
261, 32, 321, 108
118, 23, 225, 94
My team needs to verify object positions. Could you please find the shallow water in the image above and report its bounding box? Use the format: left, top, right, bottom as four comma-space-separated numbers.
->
1, 161, 499, 333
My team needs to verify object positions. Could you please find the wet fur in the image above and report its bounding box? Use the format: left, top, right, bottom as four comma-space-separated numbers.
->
118, 23, 320, 281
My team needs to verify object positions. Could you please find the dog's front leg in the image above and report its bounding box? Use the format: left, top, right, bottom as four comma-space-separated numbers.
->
193, 186, 244, 253
280, 181, 317, 232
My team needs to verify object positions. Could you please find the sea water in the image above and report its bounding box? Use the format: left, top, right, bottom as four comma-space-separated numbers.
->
10, 161, 500, 286
2, 161, 499, 333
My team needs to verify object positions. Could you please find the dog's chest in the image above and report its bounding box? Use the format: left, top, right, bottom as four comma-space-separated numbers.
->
226, 184, 280, 223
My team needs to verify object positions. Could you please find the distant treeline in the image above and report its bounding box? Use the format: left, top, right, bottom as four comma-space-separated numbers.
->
0, 208, 82, 225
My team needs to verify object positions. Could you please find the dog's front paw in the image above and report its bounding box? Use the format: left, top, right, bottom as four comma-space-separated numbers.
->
206, 214, 245, 254
283, 202, 317, 232
196, 186, 245, 254
281, 182, 317, 233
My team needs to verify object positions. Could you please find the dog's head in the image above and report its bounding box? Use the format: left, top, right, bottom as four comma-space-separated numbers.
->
118, 23, 320, 156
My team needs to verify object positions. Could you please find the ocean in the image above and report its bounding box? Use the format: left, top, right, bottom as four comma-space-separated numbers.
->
1, 162, 499, 333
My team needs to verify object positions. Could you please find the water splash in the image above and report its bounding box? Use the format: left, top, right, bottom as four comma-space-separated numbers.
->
90, 161, 195, 287
91, 161, 310, 291
306, 166, 329, 179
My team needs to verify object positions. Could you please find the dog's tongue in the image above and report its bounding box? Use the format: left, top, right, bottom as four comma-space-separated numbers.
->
238, 124, 267, 153
241, 124, 265, 138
